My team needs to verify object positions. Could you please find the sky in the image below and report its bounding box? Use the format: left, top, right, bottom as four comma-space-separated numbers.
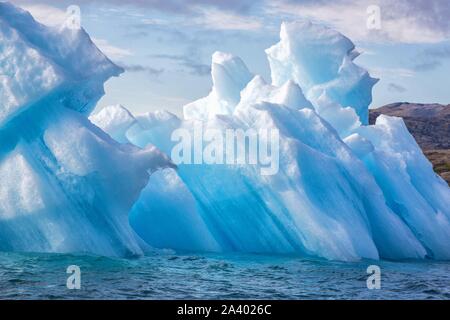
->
8, 0, 450, 116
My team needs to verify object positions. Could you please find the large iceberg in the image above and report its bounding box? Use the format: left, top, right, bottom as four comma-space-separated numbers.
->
0, 3, 173, 256
93, 22, 449, 261
2, 2, 450, 261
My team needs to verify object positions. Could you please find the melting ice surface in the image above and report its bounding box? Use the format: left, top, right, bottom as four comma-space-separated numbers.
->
1, 3, 450, 261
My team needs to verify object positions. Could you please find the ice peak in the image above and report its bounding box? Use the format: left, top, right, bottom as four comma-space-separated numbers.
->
266, 21, 378, 131
0, 2, 123, 126
236, 76, 314, 112
183, 51, 252, 120
212, 51, 235, 64
211, 51, 252, 106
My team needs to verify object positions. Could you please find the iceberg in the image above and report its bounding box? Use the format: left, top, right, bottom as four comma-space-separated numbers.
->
1, 2, 449, 261
0, 3, 173, 256
93, 22, 449, 261
104, 103, 428, 260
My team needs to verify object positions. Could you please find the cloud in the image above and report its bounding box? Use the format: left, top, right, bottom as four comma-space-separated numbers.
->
387, 83, 407, 93
413, 45, 450, 71
413, 60, 442, 72
13, 0, 263, 32
12, 0, 450, 41
192, 8, 263, 31
369, 67, 416, 79
127, 20, 190, 42
11, 0, 258, 15
425, 46, 450, 59
401, 0, 450, 39
120, 63, 164, 76
149, 54, 211, 76
266, 0, 450, 44
91, 38, 133, 60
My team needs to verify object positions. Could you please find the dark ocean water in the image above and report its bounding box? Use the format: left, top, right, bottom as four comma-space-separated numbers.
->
0, 251, 449, 300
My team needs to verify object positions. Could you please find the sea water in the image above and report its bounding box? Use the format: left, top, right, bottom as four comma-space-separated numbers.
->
0, 251, 449, 299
